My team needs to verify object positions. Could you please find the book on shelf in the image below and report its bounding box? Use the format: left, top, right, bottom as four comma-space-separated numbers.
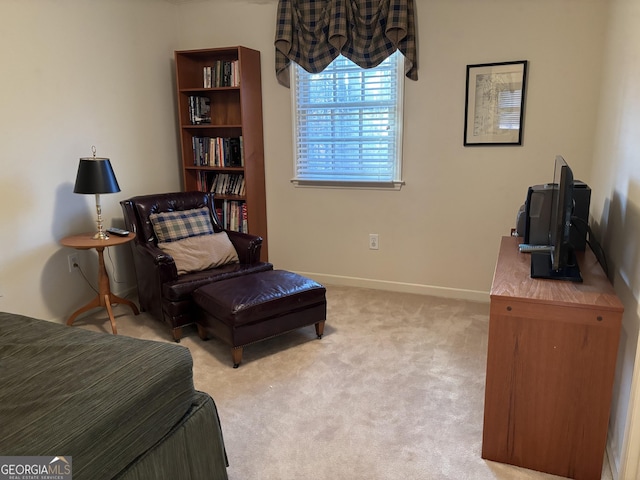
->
215, 60, 222, 87
188, 96, 211, 124
228, 137, 242, 167
220, 138, 229, 166
191, 136, 244, 167
218, 199, 247, 233
215, 206, 224, 227
203, 66, 212, 88
233, 61, 240, 87
209, 173, 245, 196
202, 60, 240, 88
192, 137, 213, 166
241, 202, 248, 233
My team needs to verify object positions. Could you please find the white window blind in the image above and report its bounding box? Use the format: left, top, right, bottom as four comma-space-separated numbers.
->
292, 52, 404, 187
498, 89, 522, 130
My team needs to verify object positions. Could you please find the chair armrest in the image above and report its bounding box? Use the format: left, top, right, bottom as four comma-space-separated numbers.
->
226, 230, 263, 264
131, 241, 178, 284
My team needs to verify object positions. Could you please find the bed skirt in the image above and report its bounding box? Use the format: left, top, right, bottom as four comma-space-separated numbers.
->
116, 392, 228, 480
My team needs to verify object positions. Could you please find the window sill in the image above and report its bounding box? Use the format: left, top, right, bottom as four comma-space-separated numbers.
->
291, 179, 405, 190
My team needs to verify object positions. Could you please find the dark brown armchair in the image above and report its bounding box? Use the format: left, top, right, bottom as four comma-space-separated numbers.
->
120, 191, 273, 341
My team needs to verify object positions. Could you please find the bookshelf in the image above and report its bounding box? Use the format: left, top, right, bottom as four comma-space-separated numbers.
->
174, 46, 268, 260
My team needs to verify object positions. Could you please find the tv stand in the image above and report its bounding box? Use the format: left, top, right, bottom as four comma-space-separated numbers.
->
530, 248, 582, 282
482, 236, 623, 479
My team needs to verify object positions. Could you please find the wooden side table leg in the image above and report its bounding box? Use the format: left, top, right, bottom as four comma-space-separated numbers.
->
109, 293, 140, 316
67, 295, 101, 326
104, 295, 118, 335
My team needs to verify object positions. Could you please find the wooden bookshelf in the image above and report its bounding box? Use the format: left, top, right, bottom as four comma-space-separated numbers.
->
174, 46, 268, 260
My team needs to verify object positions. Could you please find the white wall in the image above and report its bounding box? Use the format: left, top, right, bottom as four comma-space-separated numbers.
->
175, 0, 607, 300
0, 0, 181, 321
589, 0, 640, 476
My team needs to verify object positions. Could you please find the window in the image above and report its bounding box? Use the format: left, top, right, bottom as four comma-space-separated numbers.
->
291, 51, 404, 188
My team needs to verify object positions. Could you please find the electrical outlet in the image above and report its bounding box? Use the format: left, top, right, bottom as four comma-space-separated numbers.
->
369, 233, 379, 250
68, 253, 79, 273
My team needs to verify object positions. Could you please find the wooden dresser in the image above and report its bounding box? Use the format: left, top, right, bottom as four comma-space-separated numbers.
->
482, 236, 623, 479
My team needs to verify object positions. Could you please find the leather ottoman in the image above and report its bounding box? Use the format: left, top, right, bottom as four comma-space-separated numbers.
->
193, 270, 327, 367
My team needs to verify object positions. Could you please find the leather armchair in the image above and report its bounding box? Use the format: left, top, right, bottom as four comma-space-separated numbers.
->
120, 191, 273, 341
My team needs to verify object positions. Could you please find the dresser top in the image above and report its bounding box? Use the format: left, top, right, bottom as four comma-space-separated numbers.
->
491, 236, 623, 311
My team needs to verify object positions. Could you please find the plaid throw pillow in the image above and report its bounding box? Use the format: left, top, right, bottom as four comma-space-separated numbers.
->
149, 207, 214, 243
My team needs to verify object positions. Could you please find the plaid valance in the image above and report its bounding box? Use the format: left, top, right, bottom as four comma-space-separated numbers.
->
274, 0, 418, 87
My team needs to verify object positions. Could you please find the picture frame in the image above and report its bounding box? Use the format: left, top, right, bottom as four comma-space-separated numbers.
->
464, 60, 528, 146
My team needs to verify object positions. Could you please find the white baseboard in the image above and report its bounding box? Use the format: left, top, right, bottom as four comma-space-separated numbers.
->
294, 272, 490, 303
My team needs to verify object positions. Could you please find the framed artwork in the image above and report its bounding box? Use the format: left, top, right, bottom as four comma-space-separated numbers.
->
464, 60, 528, 146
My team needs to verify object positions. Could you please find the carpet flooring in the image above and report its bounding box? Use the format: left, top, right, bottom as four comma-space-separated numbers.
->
78, 284, 613, 480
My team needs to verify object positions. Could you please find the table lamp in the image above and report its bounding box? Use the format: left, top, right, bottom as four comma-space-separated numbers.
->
73, 147, 121, 240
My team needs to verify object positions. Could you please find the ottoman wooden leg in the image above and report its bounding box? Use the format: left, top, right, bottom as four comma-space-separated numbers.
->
232, 347, 243, 368
172, 327, 183, 343
315, 320, 325, 338
197, 324, 209, 340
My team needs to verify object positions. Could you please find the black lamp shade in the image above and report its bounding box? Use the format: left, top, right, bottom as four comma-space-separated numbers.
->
74, 157, 121, 194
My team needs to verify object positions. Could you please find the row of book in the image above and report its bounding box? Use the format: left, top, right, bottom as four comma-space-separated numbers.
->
195, 171, 245, 196
203, 60, 239, 88
192, 136, 243, 167
188, 96, 211, 124
215, 200, 248, 233
210, 173, 245, 197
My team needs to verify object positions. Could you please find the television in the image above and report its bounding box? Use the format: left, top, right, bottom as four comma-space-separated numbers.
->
530, 156, 583, 282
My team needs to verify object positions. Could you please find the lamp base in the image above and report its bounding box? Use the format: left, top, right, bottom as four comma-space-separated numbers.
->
93, 193, 109, 240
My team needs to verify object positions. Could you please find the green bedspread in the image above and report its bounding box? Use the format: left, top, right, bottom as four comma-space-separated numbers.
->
0, 311, 226, 480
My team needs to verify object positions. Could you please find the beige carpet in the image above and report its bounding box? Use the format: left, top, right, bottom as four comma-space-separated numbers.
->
78, 285, 613, 480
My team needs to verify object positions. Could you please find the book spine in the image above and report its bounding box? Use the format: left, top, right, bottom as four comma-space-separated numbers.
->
239, 136, 244, 166
242, 202, 248, 233
233, 60, 240, 87
215, 206, 224, 227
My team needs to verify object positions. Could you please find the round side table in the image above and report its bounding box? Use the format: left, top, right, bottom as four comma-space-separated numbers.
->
60, 232, 140, 334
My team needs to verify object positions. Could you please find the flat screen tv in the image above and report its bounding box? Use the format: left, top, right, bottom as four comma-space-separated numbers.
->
530, 155, 583, 282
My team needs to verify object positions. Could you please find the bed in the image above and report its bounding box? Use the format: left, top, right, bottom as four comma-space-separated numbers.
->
0, 311, 229, 480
